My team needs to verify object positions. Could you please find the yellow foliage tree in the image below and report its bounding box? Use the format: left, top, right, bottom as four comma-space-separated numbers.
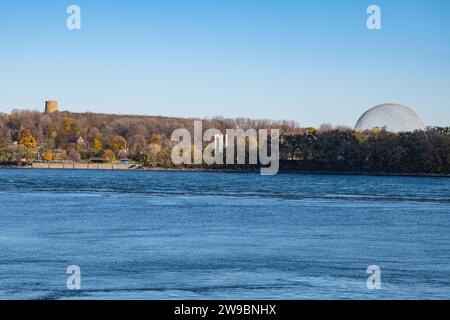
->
150, 133, 161, 145
19, 129, 37, 149
147, 143, 161, 166
104, 150, 116, 162
62, 118, 73, 132
94, 138, 103, 151
373, 128, 384, 135
41, 151, 53, 161
111, 135, 127, 154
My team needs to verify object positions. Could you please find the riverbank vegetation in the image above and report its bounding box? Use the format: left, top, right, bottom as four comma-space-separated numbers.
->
0, 110, 449, 174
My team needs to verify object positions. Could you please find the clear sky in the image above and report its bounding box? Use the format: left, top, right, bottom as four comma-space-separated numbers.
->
1, 0, 449, 127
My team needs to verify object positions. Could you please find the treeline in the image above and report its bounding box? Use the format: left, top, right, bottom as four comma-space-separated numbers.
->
0, 110, 296, 166
279, 127, 450, 175
0, 110, 449, 175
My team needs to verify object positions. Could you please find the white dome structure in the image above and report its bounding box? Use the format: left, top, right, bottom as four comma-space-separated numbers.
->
355, 103, 426, 133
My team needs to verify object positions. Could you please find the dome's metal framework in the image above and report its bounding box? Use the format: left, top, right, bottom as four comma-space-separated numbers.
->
355, 103, 426, 132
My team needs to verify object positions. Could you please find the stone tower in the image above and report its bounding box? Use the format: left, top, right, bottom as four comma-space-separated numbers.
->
45, 100, 58, 113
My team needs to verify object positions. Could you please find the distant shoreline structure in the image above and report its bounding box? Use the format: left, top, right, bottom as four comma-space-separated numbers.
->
44, 100, 59, 114
355, 103, 426, 133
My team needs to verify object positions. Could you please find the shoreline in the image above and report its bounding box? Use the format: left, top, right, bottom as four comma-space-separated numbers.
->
1, 163, 449, 178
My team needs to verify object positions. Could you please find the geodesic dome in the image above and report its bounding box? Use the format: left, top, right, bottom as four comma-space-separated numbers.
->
355, 103, 426, 133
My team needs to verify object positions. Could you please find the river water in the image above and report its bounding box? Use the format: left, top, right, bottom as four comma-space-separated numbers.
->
0, 169, 449, 299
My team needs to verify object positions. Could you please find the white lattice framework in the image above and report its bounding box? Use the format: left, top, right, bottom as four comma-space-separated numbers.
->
355, 103, 426, 133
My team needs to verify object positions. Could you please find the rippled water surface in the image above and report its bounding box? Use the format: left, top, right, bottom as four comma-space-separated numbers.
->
0, 169, 449, 299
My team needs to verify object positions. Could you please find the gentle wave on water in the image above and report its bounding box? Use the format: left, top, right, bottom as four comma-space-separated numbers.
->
0, 169, 449, 300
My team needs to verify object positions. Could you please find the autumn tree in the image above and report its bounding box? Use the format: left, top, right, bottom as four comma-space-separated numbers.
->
62, 117, 75, 132
147, 133, 162, 166
110, 135, 127, 154
87, 127, 102, 150
19, 129, 37, 149
129, 134, 147, 155
94, 138, 103, 152
41, 150, 53, 161
56, 132, 78, 149
68, 150, 81, 162
104, 150, 116, 162
0, 126, 11, 147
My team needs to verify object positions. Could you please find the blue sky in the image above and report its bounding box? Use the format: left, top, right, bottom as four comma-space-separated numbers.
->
1, 0, 449, 127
